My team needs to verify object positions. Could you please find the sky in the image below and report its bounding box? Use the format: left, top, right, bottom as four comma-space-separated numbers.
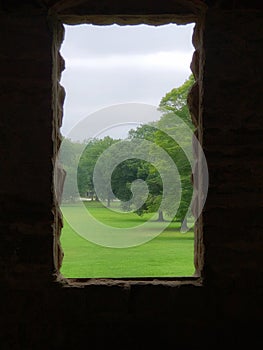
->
60, 23, 195, 140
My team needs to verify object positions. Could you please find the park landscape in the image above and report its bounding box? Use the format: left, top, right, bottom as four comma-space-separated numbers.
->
59, 75, 196, 278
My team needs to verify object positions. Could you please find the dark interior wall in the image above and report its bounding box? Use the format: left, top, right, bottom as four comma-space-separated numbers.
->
0, 1, 262, 348
203, 7, 263, 290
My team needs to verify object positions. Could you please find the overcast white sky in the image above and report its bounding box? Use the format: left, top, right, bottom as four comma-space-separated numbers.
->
60, 23, 195, 139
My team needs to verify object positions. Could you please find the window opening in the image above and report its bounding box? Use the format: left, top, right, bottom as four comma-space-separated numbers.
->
58, 23, 199, 278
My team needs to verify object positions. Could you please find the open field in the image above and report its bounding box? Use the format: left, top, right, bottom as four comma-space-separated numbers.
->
60, 201, 195, 278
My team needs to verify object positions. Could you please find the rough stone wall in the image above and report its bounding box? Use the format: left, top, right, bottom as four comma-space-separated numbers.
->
0, 10, 54, 289
201, 5, 263, 337
203, 7, 263, 291
0, 1, 262, 349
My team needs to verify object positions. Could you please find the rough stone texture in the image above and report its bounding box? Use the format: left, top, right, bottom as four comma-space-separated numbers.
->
0, 0, 263, 349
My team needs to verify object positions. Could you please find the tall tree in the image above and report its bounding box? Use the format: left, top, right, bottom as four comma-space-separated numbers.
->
157, 74, 195, 230
125, 74, 195, 228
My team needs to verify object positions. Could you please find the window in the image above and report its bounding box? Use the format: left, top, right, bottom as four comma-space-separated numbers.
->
52, 16, 207, 284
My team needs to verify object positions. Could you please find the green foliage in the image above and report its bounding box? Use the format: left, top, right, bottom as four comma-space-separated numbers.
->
111, 158, 149, 211
159, 73, 195, 129
157, 74, 195, 226
77, 136, 119, 203
128, 121, 157, 140
125, 74, 195, 228
59, 138, 84, 201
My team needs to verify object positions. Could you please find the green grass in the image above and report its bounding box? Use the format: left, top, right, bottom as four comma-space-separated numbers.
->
60, 201, 195, 278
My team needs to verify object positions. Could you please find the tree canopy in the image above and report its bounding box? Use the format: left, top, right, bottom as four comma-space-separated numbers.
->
125, 74, 195, 228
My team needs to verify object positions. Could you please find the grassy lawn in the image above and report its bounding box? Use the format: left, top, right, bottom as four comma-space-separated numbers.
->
60, 201, 195, 278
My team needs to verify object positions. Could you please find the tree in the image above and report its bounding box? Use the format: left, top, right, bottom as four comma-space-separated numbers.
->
159, 74, 195, 129
77, 136, 119, 206
58, 137, 84, 201
111, 158, 149, 211
125, 74, 195, 228
157, 74, 195, 230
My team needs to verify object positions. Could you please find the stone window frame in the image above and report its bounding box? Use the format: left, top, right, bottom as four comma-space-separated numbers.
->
51, 7, 206, 287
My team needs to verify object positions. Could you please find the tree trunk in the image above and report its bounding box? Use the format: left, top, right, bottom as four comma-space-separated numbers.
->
157, 210, 164, 222
180, 218, 188, 232
107, 197, 111, 207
